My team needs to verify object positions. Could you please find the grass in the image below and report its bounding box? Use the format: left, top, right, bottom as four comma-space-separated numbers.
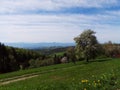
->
0, 58, 120, 90
54, 52, 65, 56
50, 51, 65, 57
0, 61, 81, 80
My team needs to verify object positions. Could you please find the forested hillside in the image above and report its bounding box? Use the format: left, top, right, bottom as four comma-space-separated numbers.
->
1, 30, 120, 74
0, 42, 74, 73
0, 43, 41, 73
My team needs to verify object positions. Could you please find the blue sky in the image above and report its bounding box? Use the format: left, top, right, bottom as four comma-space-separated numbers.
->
0, 0, 120, 43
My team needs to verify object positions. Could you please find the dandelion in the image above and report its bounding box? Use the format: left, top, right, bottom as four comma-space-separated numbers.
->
81, 80, 88, 83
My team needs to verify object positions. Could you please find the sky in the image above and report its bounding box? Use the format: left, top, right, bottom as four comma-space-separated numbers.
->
0, 0, 120, 43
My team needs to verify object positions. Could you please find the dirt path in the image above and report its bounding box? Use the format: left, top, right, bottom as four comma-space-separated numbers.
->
0, 64, 82, 85
0, 74, 39, 85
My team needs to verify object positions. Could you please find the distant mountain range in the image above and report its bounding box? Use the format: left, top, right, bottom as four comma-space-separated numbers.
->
4, 42, 75, 49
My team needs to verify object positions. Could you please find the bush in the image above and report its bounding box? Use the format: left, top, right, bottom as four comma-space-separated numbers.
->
29, 59, 36, 68
29, 58, 54, 68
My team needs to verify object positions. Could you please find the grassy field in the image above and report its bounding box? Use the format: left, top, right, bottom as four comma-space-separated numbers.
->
0, 62, 81, 80
0, 58, 120, 90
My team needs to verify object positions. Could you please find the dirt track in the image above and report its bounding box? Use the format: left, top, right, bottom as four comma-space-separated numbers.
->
0, 64, 80, 86
0, 74, 39, 85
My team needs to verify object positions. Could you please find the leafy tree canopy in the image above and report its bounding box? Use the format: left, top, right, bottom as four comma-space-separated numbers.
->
74, 29, 100, 62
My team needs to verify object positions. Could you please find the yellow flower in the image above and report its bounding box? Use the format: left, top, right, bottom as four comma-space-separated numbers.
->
81, 80, 88, 83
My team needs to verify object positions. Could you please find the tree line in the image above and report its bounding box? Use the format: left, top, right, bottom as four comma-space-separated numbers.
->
0, 43, 42, 73
74, 29, 120, 62
0, 29, 120, 73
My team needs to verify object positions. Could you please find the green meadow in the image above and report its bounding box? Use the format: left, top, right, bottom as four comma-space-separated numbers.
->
0, 58, 120, 90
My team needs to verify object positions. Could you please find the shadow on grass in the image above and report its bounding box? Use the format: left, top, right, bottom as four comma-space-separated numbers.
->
95, 58, 112, 62
82, 58, 113, 64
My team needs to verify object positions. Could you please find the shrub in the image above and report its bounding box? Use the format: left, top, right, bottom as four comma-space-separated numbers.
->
29, 58, 54, 68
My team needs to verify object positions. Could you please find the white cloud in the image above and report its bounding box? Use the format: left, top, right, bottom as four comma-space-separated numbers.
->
0, 0, 119, 14
105, 10, 120, 17
0, 13, 120, 43
0, 14, 82, 42
0, 0, 120, 43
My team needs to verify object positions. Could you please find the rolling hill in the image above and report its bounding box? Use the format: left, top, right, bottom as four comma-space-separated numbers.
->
0, 58, 120, 90
4, 42, 75, 49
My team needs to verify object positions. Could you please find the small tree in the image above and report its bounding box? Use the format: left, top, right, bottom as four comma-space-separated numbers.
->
74, 29, 99, 62
103, 41, 120, 57
67, 47, 76, 64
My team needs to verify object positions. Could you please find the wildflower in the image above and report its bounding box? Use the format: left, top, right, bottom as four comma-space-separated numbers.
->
81, 80, 88, 83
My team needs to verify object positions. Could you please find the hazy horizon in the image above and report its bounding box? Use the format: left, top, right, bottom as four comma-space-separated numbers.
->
0, 0, 120, 43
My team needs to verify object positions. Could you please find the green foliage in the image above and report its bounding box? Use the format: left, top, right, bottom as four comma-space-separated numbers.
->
29, 59, 36, 68
34, 47, 68, 55
103, 41, 120, 57
0, 43, 18, 73
66, 47, 76, 63
0, 61, 77, 80
0, 58, 120, 90
74, 29, 100, 62
0, 42, 42, 73
29, 58, 54, 68
80, 71, 118, 90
